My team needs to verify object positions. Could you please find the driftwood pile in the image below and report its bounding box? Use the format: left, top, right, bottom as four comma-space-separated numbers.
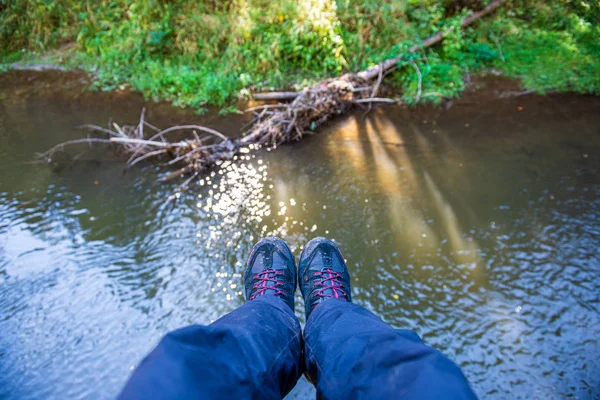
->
37, 109, 233, 185
40, 0, 506, 184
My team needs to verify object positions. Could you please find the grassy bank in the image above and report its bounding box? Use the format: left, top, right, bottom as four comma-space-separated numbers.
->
1, 1, 599, 111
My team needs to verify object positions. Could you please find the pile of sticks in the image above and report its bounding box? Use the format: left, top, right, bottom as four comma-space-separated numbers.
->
37, 108, 234, 184
39, 0, 506, 184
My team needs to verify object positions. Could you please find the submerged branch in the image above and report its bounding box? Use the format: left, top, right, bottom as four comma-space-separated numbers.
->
148, 125, 228, 142
77, 124, 123, 137
37, 138, 114, 159
109, 137, 189, 148
128, 149, 168, 167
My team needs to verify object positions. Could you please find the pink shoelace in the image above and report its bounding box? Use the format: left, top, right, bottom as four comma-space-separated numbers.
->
250, 269, 286, 300
314, 268, 347, 299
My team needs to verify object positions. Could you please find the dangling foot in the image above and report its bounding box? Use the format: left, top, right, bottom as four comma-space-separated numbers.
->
299, 237, 351, 319
244, 237, 297, 311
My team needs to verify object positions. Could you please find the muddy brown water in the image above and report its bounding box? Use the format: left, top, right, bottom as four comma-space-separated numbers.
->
0, 71, 599, 399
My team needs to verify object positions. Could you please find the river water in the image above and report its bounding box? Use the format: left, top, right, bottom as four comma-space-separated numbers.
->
0, 71, 599, 399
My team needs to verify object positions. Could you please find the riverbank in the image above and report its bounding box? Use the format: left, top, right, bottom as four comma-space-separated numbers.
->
0, 67, 584, 135
2, 1, 599, 112
1, 68, 596, 141
3, 66, 598, 187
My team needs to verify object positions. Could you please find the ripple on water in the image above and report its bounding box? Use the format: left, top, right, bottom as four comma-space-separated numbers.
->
1, 88, 600, 399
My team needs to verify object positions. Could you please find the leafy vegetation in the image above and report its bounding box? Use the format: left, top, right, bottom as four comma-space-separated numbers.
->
1, 0, 598, 109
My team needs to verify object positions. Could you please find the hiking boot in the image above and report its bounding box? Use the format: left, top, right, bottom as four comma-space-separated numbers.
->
299, 237, 351, 319
244, 237, 297, 311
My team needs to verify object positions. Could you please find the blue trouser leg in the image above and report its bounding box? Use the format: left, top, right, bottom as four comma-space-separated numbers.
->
304, 299, 477, 400
118, 296, 303, 400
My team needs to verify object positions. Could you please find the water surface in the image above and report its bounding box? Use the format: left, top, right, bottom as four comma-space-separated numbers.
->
1, 71, 599, 399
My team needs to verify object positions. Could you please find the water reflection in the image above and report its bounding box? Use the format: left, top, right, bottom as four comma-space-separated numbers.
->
1, 72, 599, 399
423, 171, 479, 265
362, 115, 438, 254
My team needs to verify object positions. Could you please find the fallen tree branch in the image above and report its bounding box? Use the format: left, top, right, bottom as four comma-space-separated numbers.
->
129, 149, 168, 167
252, 92, 301, 101
109, 137, 189, 148
370, 63, 384, 98
77, 124, 121, 137
354, 98, 399, 104
254, 0, 507, 100
148, 125, 228, 142
359, 0, 507, 81
157, 165, 195, 183
138, 107, 145, 139
244, 104, 288, 113
37, 138, 114, 159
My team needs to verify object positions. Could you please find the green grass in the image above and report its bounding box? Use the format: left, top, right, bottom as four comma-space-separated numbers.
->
1, 0, 599, 110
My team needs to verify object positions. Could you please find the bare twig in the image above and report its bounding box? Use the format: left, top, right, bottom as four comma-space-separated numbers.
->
129, 149, 168, 167
143, 121, 161, 132
157, 165, 195, 183
112, 123, 128, 138
192, 130, 201, 143
138, 107, 145, 139
77, 124, 122, 137
410, 61, 422, 103
347, 83, 372, 93
177, 171, 200, 190
166, 144, 220, 166
244, 104, 288, 113
126, 111, 155, 163
371, 62, 384, 98
484, 23, 506, 63
110, 137, 189, 148
148, 125, 228, 142
37, 138, 114, 159
355, 98, 398, 104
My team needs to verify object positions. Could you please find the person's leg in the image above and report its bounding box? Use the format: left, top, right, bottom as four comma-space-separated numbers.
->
119, 238, 302, 400
119, 296, 302, 400
299, 238, 476, 400
304, 300, 476, 400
